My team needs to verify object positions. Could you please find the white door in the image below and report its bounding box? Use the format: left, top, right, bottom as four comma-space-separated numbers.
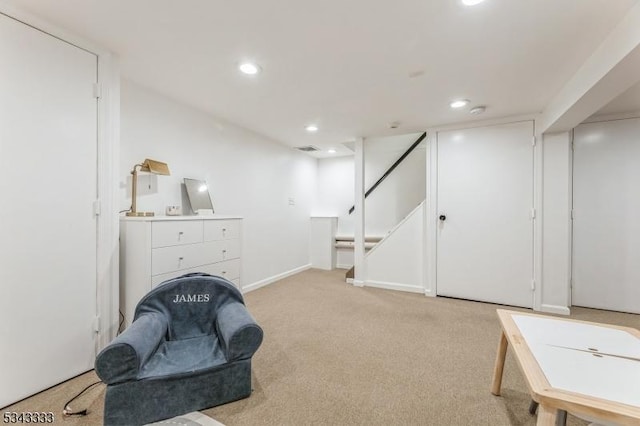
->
572, 118, 640, 314
436, 121, 534, 307
0, 14, 98, 406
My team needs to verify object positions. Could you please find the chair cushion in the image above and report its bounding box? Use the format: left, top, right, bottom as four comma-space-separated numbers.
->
138, 334, 227, 380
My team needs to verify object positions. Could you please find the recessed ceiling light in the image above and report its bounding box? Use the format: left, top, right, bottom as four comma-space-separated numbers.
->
470, 105, 486, 115
462, 0, 486, 6
328, 148, 337, 154
305, 124, 319, 132
450, 99, 470, 109
238, 62, 261, 75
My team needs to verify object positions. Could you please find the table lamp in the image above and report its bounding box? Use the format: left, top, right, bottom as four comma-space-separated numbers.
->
126, 158, 170, 217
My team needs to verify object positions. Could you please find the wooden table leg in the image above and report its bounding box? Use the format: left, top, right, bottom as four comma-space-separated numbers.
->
536, 404, 556, 426
491, 330, 508, 396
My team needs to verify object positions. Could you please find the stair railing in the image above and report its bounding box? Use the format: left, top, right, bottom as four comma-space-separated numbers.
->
348, 131, 426, 214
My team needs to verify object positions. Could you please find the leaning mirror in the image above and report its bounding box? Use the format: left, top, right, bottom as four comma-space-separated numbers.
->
184, 178, 214, 214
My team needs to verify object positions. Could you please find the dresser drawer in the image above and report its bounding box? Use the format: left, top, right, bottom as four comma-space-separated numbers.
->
151, 266, 206, 288
204, 220, 240, 241
202, 259, 240, 281
151, 261, 241, 288
151, 243, 205, 275
202, 239, 240, 264
151, 269, 189, 288
152, 221, 203, 248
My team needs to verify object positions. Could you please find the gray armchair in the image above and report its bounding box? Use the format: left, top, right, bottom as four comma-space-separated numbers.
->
95, 273, 263, 425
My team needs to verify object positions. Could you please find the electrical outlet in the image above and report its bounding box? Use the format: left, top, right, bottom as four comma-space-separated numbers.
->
137, 174, 158, 194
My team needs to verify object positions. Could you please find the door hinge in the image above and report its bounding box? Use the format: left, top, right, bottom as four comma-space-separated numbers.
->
571, 209, 574, 220
532, 136, 536, 146
93, 200, 101, 216
571, 134, 575, 151
93, 83, 102, 99
93, 315, 100, 333
531, 279, 536, 291
531, 208, 536, 219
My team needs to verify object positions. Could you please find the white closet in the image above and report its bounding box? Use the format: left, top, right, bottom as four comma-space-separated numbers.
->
0, 13, 99, 406
572, 117, 640, 314
436, 121, 534, 307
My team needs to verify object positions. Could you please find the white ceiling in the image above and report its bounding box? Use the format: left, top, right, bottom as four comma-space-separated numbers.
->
4, 0, 637, 155
592, 80, 640, 118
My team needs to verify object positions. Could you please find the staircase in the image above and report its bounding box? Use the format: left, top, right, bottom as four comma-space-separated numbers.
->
343, 132, 426, 282
334, 235, 383, 282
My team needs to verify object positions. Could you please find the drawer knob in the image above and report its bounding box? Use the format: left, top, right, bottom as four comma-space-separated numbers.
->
222, 249, 227, 253
222, 271, 226, 275
178, 257, 184, 261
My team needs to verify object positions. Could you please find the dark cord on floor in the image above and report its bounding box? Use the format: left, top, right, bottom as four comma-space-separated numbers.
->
118, 310, 125, 336
62, 380, 103, 417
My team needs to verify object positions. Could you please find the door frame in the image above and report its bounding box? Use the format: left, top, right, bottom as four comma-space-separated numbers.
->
424, 115, 541, 308
0, 5, 120, 350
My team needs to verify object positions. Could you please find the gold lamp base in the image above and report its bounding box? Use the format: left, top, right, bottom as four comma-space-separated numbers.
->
126, 211, 155, 217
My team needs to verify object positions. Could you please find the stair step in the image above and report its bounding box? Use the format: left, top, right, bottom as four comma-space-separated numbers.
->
334, 241, 377, 249
345, 266, 354, 280
335, 235, 384, 243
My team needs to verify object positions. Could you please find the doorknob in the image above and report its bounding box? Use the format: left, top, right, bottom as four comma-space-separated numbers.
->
439, 215, 446, 221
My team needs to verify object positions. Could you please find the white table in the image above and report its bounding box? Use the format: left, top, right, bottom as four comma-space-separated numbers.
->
491, 309, 640, 425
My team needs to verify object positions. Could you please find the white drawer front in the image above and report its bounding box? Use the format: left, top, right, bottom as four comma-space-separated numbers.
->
151, 267, 206, 288
203, 259, 240, 280
151, 261, 241, 288
152, 243, 205, 275
152, 221, 203, 248
202, 239, 240, 264
151, 269, 190, 288
204, 220, 240, 241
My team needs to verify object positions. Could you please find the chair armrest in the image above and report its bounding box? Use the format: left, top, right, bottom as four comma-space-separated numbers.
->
216, 302, 263, 361
95, 312, 167, 384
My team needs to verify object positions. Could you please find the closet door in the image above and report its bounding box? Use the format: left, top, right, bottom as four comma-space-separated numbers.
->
572, 118, 640, 314
0, 13, 98, 406
436, 121, 534, 307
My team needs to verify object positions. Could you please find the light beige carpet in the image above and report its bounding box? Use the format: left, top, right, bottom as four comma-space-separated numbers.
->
5, 269, 640, 425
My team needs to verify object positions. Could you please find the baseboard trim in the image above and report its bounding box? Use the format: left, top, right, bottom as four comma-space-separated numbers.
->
242, 264, 312, 294
353, 279, 365, 287
539, 304, 570, 316
336, 264, 352, 270
424, 288, 435, 297
365, 280, 425, 294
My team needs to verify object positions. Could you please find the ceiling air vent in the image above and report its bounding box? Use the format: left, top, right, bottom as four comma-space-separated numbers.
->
295, 145, 320, 152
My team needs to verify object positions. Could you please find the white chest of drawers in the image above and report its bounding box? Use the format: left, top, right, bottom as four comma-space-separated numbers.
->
119, 215, 242, 326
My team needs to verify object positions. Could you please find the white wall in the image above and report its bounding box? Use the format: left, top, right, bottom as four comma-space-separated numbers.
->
541, 131, 572, 314
365, 203, 425, 293
120, 79, 317, 288
315, 155, 355, 236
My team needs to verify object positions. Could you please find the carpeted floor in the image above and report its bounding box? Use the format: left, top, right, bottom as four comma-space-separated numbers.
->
5, 269, 640, 425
